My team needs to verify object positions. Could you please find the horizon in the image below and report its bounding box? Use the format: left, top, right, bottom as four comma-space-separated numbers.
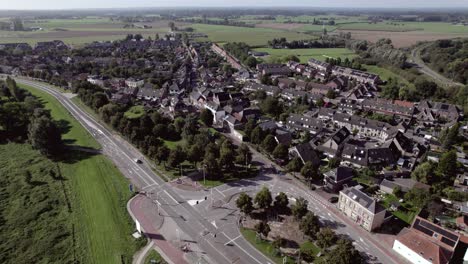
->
2, 0, 468, 10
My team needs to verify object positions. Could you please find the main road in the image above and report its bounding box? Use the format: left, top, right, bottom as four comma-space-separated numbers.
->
15, 78, 274, 264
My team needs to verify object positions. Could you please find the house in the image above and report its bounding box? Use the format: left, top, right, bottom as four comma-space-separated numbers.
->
323, 166, 354, 192
137, 86, 167, 102
362, 98, 415, 119
258, 120, 278, 132
338, 185, 386, 231
169, 83, 185, 96
332, 113, 396, 141
286, 113, 323, 135
332, 66, 381, 85
336, 99, 361, 115
316, 127, 351, 158
326, 76, 349, 90
341, 139, 400, 168
242, 82, 280, 96
416, 101, 462, 126
125, 78, 144, 88
87, 75, 106, 87
308, 58, 331, 72
275, 129, 292, 146
310, 82, 332, 96
289, 142, 321, 167
393, 217, 460, 264
456, 215, 468, 231
379, 178, 430, 194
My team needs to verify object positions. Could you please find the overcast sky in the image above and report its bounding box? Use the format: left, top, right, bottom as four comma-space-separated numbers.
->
1, 0, 468, 10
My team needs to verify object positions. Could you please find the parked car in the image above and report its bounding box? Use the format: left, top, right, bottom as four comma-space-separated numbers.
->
328, 196, 338, 203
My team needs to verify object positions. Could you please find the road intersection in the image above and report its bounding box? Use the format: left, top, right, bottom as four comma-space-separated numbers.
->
16, 78, 406, 264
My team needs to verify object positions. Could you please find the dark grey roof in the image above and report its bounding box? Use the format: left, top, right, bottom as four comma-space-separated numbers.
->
341, 186, 385, 214
324, 167, 354, 182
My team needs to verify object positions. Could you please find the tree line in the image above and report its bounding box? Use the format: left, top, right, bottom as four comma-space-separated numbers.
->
268, 35, 349, 49
0, 77, 63, 156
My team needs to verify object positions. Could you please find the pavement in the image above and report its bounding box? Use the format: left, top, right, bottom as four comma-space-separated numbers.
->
409, 44, 464, 87
15, 78, 276, 264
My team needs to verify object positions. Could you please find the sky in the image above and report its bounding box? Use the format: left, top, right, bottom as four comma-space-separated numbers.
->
1, 0, 468, 10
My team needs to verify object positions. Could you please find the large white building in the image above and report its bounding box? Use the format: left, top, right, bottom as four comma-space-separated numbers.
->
393, 217, 460, 264
125, 78, 144, 88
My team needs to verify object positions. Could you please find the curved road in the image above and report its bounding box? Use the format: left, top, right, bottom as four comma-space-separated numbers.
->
410, 44, 463, 87
15, 78, 274, 264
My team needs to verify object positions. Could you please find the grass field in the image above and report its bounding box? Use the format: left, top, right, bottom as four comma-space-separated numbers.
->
338, 21, 468, 34
253, 47, 356, 63
144, 249, 168, 264
191, 24, 312, 46
12, 84, 144, 263
124, 105, 146, 119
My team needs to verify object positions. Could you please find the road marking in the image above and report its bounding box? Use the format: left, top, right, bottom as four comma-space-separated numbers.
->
222, 232, 263, 264
224, 234, 241, 245
215, 188, 226, 197
163, 190, 178, 204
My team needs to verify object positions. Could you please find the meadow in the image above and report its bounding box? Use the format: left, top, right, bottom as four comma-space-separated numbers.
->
252, 47, 357, 63
5, 84, 144, 264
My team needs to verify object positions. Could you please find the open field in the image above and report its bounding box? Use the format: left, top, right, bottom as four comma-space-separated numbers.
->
191, 24, 312, 46
253, 47, 356, 63
16, 84, 143, 263
0, 18, 182, 46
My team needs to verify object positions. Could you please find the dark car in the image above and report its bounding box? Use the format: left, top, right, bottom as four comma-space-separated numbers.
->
328, 196, 338, 203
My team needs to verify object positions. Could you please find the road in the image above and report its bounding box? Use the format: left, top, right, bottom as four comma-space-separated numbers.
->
409, 44, 463, 87
16, 79, 274, 264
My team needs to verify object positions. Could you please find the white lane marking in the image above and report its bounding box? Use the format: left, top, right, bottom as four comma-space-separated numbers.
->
222, 232, 263, 264
215, 188, 226, 197
164, 190, 178, 204
188, 199, 205, 206
211, 221, 217, 228
224, 234, 241, 245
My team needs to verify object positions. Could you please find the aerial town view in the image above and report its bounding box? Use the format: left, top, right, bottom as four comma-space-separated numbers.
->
0, 0, 468, 264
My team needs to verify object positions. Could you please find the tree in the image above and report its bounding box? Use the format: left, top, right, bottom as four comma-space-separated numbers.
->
300, 241, 318, 262
272, 236, 285, 255
168, 21, 176, 31
187, 143, 204, 166
324, 238, 362, 264
287, 157, 303, 172
261, 134, 277, 153
411, 161, 437, 184
437, 150, 458, 182
203, 151, 220, 177
236, 192, 253, 215
260, 97, 283, 118
316, 228, 337, 249
28, 115, 62, 156
301, 161, 321, 184
254, 221, 271, 239
405, 188, 430, 208
415, 78, 438, 98
442, 123, 460, 150
300, 211, 320, 239
393, 186, 404, 198
244, 56, 258, 68
167, 146, 186, 168
326, 89, 337, 99
219, 141, 235, 169
292, 197, 308, 220
250, 126, 263, 144
273, 192, 289, 210
200, 109, 213, 127
272, 144, 289, 160
236, 144, 252, 166
283, 55, 300, 62
255, 186, 273, 209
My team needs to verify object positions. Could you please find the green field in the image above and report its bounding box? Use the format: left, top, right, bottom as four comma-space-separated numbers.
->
191, 24, 312, 46
11, 84, 144, 263
337, 21, 468, 33
124, 105, 146, 119
253, 47, 356, 63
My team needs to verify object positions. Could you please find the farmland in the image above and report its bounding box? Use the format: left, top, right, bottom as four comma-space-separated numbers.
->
8, 84, 144, 264
190, 24, 312, 46
252, 47, 357, 63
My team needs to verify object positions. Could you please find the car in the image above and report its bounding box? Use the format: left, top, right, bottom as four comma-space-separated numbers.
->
134, 158, 142, 164
328, 196, 338, 203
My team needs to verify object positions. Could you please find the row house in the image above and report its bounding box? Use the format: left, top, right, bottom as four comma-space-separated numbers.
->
326, 76, 349, 91
125, 77, 144, 88
286, 113, 324, 135
338, 185, 386, 231
336, 99, 361, 115
346, 83, 378, 99
289, 142, 321, 167
416, 100, 462, 126
341, 139, 400, 168
316, 127, 351, 158
332, 66, 381, 85
332, 113, 396, 141
211, 43, 243, 70
308, 58, 332, 72
362, 98, 415, 119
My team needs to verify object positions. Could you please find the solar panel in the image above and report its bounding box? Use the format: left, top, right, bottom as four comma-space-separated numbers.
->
441, 237, 456, 247
419, 220, 459, 241
414, 223, 434, 237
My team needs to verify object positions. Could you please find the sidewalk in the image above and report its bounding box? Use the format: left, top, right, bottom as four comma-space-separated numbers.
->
127, 194, 188, 264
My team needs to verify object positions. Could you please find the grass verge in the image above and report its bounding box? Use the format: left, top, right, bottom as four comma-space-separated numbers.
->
240, 228, 295, 264
144, 249, 168, 264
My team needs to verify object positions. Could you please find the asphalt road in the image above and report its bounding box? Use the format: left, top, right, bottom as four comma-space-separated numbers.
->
409, 44, 463, 87
16, 79, 274, 264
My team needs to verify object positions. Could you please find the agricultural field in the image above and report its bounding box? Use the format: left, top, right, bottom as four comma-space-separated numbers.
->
10, 84, 143, 264
190, 24, 312, 46
252, 47, 357, 63
0, 17, 178, 46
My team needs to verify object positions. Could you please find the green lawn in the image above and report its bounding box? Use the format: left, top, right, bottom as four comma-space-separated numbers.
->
19, 84, 100, 149
191, 24, 312, 46
363, 64, 414, 88
144, 249, 168, 264
8, 84, 144, 263
381, 194, 419, 224
253, 48, 356, 63
240, 228, 295, 264
124, 105, 146, 119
